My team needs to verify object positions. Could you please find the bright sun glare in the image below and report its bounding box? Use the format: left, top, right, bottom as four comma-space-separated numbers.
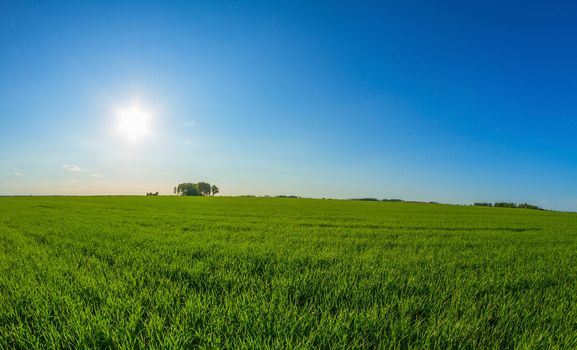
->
116, 105, 151, 142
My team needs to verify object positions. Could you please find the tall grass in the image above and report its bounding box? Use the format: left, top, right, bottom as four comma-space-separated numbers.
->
1, 196, 576, 348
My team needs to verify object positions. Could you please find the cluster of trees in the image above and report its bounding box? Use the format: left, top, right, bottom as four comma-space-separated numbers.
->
146, 192, 159, 196
474, 202, 543, 210
174, 182, 219, 196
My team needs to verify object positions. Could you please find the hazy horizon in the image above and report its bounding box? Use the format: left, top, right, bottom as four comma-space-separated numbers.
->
2, 1, 577, 211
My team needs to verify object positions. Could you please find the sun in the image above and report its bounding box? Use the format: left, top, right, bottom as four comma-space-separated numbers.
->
116, 104, 151, 142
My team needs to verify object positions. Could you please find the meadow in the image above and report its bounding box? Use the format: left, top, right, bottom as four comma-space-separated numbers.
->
1, 196, 576, 349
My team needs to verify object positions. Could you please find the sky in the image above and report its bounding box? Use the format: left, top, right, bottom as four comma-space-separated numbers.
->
1, 1, 577, 210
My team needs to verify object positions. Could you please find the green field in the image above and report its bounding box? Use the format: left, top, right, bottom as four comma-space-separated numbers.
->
1, 196, 577, 349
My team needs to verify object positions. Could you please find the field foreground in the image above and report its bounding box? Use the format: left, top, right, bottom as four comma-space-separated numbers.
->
1, 196, 577, 349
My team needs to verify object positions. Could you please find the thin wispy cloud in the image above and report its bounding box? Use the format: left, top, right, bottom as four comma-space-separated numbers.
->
62, 165, 86, 172
184, 138, 192, 144
62, 165, 103, 179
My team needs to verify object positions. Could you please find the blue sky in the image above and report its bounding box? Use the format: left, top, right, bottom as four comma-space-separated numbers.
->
1, 1, 577, 210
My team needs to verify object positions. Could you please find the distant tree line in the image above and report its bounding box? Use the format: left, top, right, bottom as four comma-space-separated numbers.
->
146, 192, 159, 196
474, 202, 543, 210
350, 198, 405, 202
515, 203, 543, 210
174, 182, 219, 196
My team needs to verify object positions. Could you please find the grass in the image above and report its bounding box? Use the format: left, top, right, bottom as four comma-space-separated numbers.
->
1, 196, 577, 349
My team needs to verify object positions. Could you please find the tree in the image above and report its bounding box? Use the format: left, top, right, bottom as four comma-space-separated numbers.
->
211, 185, 219, 196
197, 182, 212, 196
